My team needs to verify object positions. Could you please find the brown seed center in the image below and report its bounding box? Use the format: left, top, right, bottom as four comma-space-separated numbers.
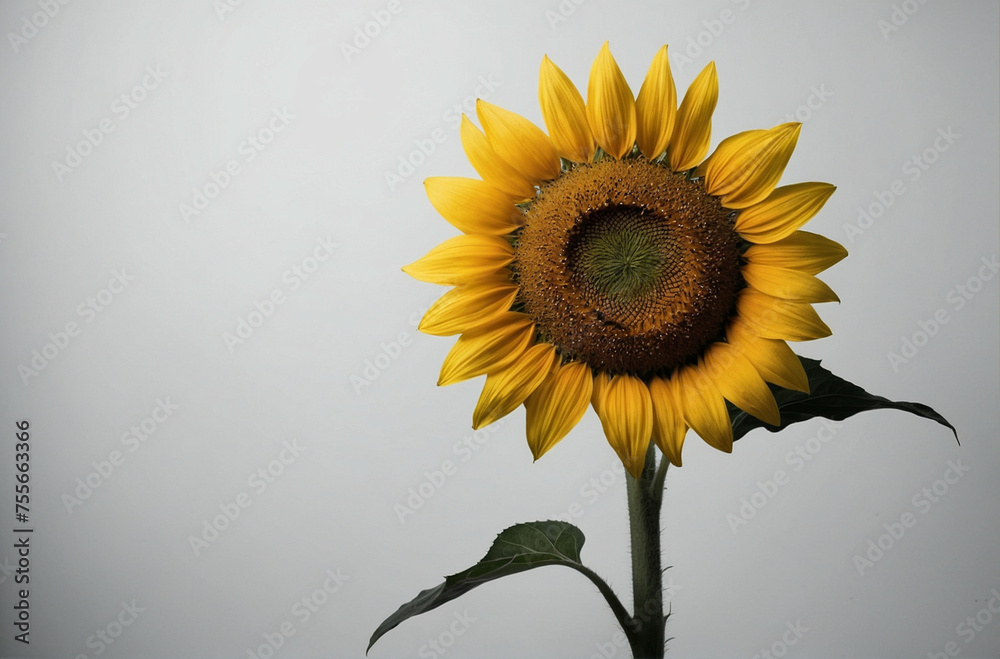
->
513, 158, 742, 376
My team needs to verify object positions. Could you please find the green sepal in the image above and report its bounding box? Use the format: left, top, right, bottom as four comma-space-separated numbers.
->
728, 356, 957, 441
368, 521, 630, 653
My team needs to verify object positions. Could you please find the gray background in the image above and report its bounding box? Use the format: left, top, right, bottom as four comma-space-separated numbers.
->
1, 1, 998, 657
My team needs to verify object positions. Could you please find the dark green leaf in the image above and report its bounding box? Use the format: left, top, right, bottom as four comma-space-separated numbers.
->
728, 357, 957, 441
368, 521, 628, 653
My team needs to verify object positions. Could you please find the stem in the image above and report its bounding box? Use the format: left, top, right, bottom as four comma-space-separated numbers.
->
570, 563, 636, 638
624, 443, 667, 658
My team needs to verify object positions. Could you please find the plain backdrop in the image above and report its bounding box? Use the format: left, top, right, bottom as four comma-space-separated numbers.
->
1, 1, 998, 658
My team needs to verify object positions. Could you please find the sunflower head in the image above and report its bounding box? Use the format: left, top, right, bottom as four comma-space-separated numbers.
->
404, 43, 847, 477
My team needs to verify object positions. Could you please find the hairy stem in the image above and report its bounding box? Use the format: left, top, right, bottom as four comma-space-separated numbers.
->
624, 443, 667, 658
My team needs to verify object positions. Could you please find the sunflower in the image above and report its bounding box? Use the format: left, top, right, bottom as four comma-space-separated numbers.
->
403, 43, 847, 477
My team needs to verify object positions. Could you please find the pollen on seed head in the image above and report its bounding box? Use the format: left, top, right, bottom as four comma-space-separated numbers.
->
514, 157, 742, 376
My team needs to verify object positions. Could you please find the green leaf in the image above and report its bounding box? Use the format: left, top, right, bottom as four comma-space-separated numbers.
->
367, 521, 630, 653
728, 356, 957, 441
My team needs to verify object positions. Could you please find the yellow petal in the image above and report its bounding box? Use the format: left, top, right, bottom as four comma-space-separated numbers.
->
698, 123, 801, 209
418, 279, 519, 336
586, 42, 636, 159
438, 313, 535, 386
402, 235, 513, 285
590, 369, 612, 419
635, 45, 677, 161
460, 115, 536, 201
702, 342, 780, 426
742, 263, 840, 303
425, 177, 523, 236
525, 361, 593, 460
668, 61, 717, 171
473, 342, 558, 429
676, 365, 733, 453
727, 317, 810, 393
736, 288, 832, 342
477, 100, 561, 183
735, 182, 836, 244
743, 230, 848, 275
648, 375, 687, 467
539, 55, 596, 163
597, 374, 653, 478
